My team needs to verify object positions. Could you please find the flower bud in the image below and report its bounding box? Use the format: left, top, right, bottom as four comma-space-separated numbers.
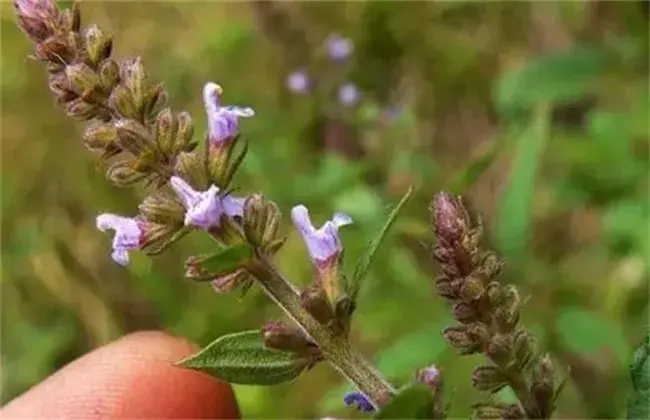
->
84, 24, 112, 66
115, 119, 155, 157
99, 59, 120, 91
484, 334, 512, 366
34, 36, 72, 64
211, 269, 249, 293
415, 364, 441, 391
459, 275, 484, 301
485, 281, 502, 306
65, 97, 99, 121
472, 365, 507, 392
482, 252, 505, 278
65, 62, 100, 95
108, 84, 138, 119
261, 321, 319, 357
243, 194, 282, 251
300, 288, 335, 325
174, 111, 194, 151
155, 108, 176, 155
145, 83, 168, 118
513, 329, 537, 371
174, 151, 208, 191
83, 121, 117, 151
434, 275, 460, 300
443, 325, 482, 355
473, 403, 523, 420
501, 285, 521, 313
120, 57, 147, 113
452, 302, 479, 323
138, 193, 184, 226
106, 159, 146, 187
493, 307, 519, 332
48, 73, 76, 103
431, 192, 468, 243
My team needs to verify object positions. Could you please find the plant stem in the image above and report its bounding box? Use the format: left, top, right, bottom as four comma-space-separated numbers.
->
246, 256, 396, 409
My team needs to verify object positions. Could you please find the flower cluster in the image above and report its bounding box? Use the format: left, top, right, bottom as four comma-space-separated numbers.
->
286, 34, 360, 107
430, 193, 558, 419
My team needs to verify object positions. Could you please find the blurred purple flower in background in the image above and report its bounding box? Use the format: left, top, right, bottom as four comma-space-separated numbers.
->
338, 83, 360, 106
343, 391, 374, 412
286, 70, 310, 94
325, 34, 353, 61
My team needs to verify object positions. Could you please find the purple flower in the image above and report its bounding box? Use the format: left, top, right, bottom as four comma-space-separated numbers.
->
96, 213, 143, 265
343, 391, 374, 412
338, 83, 360, 107
286, 70, 310, 94
416, 364, 440, 389
326, 34, 354, 61
202, 82, 255, 146
170, 176, 245, 229
291, 205, 352, 264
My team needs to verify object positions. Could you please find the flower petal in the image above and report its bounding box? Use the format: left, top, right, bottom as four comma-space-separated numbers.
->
170, 176, 199, 208
291, 205, 316, 236
222, 195, 246, 218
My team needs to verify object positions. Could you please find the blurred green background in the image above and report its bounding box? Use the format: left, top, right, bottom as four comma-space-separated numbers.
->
1, 1, 648, 418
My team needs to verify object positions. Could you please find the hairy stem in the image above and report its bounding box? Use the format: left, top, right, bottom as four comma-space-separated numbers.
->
246, 257, 396, 409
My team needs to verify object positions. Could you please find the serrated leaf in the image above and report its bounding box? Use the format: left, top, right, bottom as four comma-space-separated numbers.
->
348, 186, 413, 302
177, 330, 308, 385
198, 243, 254, 276
627, 331, 650, 419
374, 385, 434, 419
495, 105, 549, 265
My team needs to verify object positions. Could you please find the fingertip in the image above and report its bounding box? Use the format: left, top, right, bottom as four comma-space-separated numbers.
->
2, 331, 240, 419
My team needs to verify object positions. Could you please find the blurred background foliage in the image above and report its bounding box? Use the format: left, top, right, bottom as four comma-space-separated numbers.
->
1, 1, 648, 418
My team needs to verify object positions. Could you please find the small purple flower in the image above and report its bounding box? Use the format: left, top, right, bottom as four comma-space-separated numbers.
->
325, 34, 354, 61
286, 70, 310, 94
338, 83, 360, 107
291, 205, 352, 264
170, 176, 245, 229
96, 213, 143, 266
416, 364, 440, 389
14, 0, 58, 42
343, 391, 374, 413
203, 82, 255, 146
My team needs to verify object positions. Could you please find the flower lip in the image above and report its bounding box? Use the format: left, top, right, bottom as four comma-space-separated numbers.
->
170, 175, 245, 229
291, 205, 353, 263
202, 82, 255, 145
96, 213, 142, 265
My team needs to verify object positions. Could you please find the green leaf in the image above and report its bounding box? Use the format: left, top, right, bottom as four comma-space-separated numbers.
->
177, 330, 308, 385
449, 137, 502, 195
627, 330, 650, 419
495, 105, 549, 265
556, 307, 629, 366
495, 46, 607, 115
348, 186, 413, 302
374, 385, 435, 419
199, 243, 254, 275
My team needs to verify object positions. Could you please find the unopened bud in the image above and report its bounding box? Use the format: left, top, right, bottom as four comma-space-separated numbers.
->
84, 24, 112, 65
473, 403, 522, 420
452, 302, 479, 323
120, 57, 147, 113
98, 59, 120, 91
174, 151, 208, 190
145, 83, 168, 118
484, 334, 512, 365
415, 364, 441, 390
460, 275, 484, 301
65, 97, 99, 121
443, 325, 481, 355
48, 73, 76, 103
138, 192, 184, 226
243, 194, 282, 251
485, 281, 502, 306
83, 121, 117, 151
106, 159, 146, 187
513, 329, 537, 371
431, 192, 468, 243
435, 275, 460, 300
211, 269, 249, 293
139, 220, 178, 251
108, 84, 138, 119
174, 111, 194, 151
115, 119, 155, 156
301, 288, 335, 325
155, 108, 177, 155
472, 365, 507, 392
65, 63, 100, 95
482, 252, 505, 278
493, 307, 519, 332
34, 36, 72, 64
261, 321, 318, 356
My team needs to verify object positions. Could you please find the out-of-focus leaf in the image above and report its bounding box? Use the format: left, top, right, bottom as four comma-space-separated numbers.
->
348, 186, 413, 302
449, 137, 501, 194
374, 385, 434, 419
177, 330, 309, 385
556, 307, 629, 365
495, 46, 607, 115
495, 105, 549, 265
627, 330, 649, 419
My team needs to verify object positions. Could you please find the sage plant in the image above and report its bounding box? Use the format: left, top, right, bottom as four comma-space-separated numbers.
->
13, 1, 562, 417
